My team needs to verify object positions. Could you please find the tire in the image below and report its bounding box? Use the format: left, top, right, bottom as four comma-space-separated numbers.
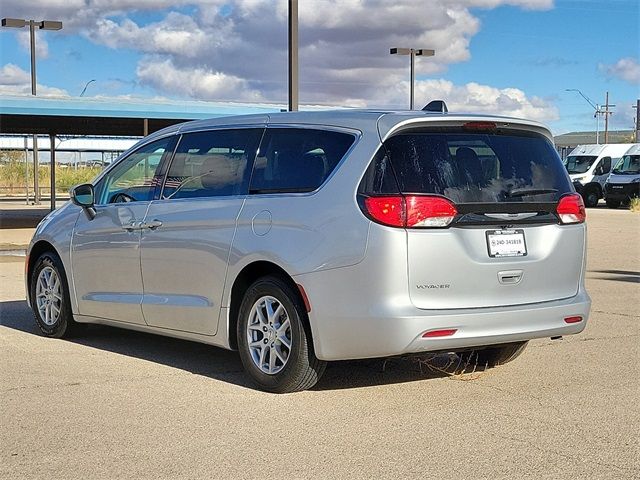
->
237, 276, 326, 393
458, 341, 528, 369
583, 187, 600, 208
605, 199, 621, 209
30, 252, 83, 338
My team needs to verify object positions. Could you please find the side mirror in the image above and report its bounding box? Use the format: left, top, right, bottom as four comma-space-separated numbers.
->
594, 166, 603, 176
70, 183, 96, 219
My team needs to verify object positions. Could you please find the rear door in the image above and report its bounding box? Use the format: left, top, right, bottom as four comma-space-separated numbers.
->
370, 126, 583, 309
139, 127, 263, 335
593, 156, 612, 188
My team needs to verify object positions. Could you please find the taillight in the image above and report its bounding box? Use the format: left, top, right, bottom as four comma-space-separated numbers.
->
363, 196, 404, 227
363, 195, 457, 228
557, 193, 586, 224
406, 196, 457, 227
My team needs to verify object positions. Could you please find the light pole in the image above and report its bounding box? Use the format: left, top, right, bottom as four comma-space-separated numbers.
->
80, 79, 96, 97
565, 88, 602, 144
2, 18, 63, 205
288, 0, 298, 111
390, 47, 435, 110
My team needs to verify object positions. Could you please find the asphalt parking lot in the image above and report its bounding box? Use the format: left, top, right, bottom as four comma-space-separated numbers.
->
1, 207, 638, 479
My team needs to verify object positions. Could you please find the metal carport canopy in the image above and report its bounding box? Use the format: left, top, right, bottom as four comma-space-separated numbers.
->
0, 95, 282, 136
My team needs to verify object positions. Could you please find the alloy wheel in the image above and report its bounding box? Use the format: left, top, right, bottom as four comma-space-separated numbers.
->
246, 295, 292, 375
35, 266, 63, 326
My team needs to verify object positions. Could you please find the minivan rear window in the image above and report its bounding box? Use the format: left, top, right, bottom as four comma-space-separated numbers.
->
362, 130, 573, 204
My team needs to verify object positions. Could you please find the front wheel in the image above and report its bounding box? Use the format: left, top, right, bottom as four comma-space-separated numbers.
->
237, 276, 326, 393
30, 252, 83, 338
583, 188, 600, 208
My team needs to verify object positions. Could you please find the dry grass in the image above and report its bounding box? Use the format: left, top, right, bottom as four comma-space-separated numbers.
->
630, 197, 640, 213
0, 160, 102, 194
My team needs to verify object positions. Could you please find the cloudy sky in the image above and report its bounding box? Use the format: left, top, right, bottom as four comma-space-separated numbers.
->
0, 0, 638, 134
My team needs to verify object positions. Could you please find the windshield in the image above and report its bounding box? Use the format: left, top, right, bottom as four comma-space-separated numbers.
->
564, 155, 598, 174
364, 130, 573, 204
611, 155, 640, 174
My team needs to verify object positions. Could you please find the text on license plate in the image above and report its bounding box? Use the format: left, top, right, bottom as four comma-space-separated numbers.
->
486, 229, 527, 258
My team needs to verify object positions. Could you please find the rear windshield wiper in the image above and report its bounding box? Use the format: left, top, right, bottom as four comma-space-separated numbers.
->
505, 188, 558, 198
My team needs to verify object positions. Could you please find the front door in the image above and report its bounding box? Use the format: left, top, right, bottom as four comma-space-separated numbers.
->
71, 136, 176, 324
139, 128, 263, 335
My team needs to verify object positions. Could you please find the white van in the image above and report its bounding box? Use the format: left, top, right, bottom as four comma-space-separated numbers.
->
604, 144, 640, 208
564, 143, 635, 207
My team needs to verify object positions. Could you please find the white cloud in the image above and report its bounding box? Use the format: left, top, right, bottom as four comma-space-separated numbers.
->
412, 79, 559, 121
88, 13, 226, 58
0, 64, 31, 85
0, 63, 68, 96
600, 57, 640, 85
136, 58, 264, 102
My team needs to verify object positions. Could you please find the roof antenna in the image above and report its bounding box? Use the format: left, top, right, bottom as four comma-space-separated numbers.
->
422, 100, 448, 113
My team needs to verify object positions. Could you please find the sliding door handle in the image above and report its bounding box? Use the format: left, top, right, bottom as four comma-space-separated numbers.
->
144, 219, 163, 230
122, 221, 143, 231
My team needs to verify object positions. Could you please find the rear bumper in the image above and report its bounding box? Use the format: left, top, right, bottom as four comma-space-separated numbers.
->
297, 266, 590, 361
310, 291, 589, 361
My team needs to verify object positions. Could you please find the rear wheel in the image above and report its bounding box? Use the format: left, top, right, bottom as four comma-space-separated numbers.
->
583, 187, 600, 208
457, 341, 528, 369
237, 276, 326, 393
605, 199, 621, 209
30, 252, 83, 338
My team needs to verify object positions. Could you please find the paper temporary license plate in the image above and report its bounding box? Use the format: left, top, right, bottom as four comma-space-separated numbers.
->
486, 229, 527, 258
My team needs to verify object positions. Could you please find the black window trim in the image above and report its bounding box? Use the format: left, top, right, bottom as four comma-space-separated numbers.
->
247, 124, 361, 197
158, 127, 266, 201
93, 133, 179, 207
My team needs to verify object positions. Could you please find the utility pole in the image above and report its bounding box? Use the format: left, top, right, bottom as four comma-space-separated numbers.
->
2, 18, 63, 205
390, 48, 435, 110
288, 0, 298, 111
602, 91, 615, 144
635, 100, 640, 142
29, 20, 40, 204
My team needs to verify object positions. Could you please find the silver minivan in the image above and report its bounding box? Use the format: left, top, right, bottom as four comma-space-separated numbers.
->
26, 110, 591, 392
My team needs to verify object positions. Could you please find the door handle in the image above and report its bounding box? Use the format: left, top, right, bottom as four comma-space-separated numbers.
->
122, 221, 144, 231
144, 219, 163, 230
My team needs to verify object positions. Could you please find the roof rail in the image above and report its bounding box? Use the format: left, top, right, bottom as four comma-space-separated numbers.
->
422, 100, 448, 113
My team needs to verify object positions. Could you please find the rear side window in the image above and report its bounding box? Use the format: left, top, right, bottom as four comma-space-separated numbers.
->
162, 129, 262, 199
362, 130, 573, 204
249, 128, 355, 193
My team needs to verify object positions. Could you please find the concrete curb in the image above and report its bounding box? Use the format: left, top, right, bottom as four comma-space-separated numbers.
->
0, 243, 28, 253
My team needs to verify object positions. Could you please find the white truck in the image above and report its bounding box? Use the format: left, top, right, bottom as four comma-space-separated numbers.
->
564, 143, 635, 207
604, 144, 640, 208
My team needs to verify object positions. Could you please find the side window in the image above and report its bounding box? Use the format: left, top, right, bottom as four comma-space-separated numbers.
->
162, 129, 262, 199
600, 157, 612, 174
95, 136, 176, 204
249, 128, 356, 193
